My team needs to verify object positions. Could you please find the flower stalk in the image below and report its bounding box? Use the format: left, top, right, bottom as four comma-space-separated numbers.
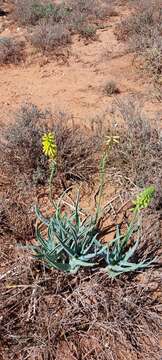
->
42, 132, 57, 205
95, 135, 119, 223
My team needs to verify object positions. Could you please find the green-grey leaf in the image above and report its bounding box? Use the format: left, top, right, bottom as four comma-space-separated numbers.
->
35, 205, 50, 225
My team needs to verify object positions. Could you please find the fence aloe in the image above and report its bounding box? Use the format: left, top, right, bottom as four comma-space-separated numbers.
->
33, 192, 102, 273
29, 131, 156, 277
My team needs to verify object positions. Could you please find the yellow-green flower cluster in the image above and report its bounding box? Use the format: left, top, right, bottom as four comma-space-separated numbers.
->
42, 133, 57, 160
105, 135, 120, 148
132, 186, 155, 213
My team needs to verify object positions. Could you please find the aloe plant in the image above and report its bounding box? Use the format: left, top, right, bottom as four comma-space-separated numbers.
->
95, 219, 155, 278
29, 130, 156, 277
31, 193, 102, 273
32, 199, 155, 276
99, 185, 156, 278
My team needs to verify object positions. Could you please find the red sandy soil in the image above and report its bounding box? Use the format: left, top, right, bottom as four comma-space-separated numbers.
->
0, 4, 161, 125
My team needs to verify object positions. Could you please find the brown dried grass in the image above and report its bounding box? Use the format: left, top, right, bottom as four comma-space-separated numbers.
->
0, 37, 25, 64
115, 0, 162, 78
0, 246, 161, 360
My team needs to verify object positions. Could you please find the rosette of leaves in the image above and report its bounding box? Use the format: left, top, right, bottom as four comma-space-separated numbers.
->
94, 186, 156, 278
31, 192, 102, 273
96, 222, 154, 278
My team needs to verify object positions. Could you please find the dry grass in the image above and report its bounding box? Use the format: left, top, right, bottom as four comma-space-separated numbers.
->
13, 0, 57, 25
78, 24, 97, 40
0, 196, 34, 242
14, 0, 117, 47
0, 104, 103, 243
14, 0, 116, 25
0, 36, 25, 64
0, 245, 161, 359
0, 103, 48, 188
0, 104, 103, 190
106, 97, 162, 187
51, 111, 102, 185
29, 20, 72, 52
115, 0, 162, 78
12, 0, 119, 55
0, 105, 46, 241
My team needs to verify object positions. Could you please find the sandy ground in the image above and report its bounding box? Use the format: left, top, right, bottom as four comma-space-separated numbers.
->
0, 5, 161, 125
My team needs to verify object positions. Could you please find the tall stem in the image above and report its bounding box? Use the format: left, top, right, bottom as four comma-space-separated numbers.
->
95, 149, 108, 224
49, 160, 57, 208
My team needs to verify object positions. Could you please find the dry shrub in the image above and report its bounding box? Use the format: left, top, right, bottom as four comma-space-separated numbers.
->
144, 34, 162, 77
69, 0, 114, 19
78, 24, 97, 39
0, 104, 48, 242
1, 104, 48, 188
50, 111, 102, 184
0, 247, 161, 360
14, 0, 74, 25
67, 0, 118, 35
30, 20, 71, 52
0, 36, 25, 64
115, 1, 157, 43
70, 0, 101, 16
0, 104, 103, 242
14, 0, 109, 25
0, 192, 35, 242
14, 0, 50, 25
1, 104, 102, 190
104, 80, 120, 96
14, 0, 117, 39
107, 97, 162, 187
115, 0, 162, 77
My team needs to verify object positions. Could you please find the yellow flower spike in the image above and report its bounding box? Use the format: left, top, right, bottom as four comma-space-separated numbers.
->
42, 132, 57, 160
105, 135, 120, 147
132, 186, 155, 213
